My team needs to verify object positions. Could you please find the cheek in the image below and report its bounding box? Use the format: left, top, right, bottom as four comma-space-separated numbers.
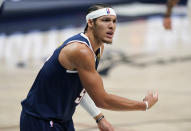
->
93, 23, 107, 37
96, 24, 104, 30
113, 24, 117, 31
94, 25, 104, 35
98, 25, 106, 34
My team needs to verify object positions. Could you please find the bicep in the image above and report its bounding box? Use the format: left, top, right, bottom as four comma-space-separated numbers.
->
68, 44, 108, 107
78, 67, 108, 107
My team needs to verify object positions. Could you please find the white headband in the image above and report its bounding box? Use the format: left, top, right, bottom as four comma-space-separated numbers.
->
86, 8, 116, 22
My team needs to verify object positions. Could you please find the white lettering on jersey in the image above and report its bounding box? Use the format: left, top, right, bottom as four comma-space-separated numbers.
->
75, 89, 86, 104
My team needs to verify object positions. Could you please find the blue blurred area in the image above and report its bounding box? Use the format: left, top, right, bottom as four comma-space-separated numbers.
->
0, 0, 187, 34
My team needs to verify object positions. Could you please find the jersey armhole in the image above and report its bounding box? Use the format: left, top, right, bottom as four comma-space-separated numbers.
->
57, 40, 96, 72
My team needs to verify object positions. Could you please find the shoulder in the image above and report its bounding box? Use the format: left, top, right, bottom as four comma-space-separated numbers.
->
66, 42, 94, 59
60, 42, 95, 69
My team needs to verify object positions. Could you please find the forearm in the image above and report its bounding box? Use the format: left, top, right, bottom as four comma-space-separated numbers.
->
165, 0, 180, 17
80, 92, 101, 117
100, 93, 146, 111
80, 71, 146, 111
78, 69, 156, 112
80, 93, 114, 131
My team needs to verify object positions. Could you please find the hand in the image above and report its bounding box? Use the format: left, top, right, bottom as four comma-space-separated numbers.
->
97, 117, 114, 131
143, 91, 158, 110
163, 17, 172, 30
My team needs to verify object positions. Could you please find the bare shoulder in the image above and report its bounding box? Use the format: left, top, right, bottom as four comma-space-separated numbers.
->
59, 42, 95, 70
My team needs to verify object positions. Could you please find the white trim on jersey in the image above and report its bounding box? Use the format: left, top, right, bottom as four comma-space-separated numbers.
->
80, 33, 101, 60
66, 70, 78, 73
80, 33, 96, 58
64, 33, 101, 74
65, 34, 96, 61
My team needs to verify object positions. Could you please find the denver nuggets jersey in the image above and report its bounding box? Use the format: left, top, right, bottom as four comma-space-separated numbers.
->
21, 33, 101, 122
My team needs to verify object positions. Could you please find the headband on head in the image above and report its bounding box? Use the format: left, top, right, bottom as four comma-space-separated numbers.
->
86, 8, 116, 22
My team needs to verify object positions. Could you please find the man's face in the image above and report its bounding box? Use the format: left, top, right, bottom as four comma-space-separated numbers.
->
92, 15, 117, 44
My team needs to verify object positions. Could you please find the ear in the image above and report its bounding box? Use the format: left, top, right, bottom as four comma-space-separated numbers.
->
87, 19, 94, 28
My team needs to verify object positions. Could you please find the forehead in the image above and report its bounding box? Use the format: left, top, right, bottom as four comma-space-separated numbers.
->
98, 15, 117, 20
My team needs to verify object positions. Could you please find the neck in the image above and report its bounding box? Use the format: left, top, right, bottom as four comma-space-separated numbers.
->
84, 31, 103, 52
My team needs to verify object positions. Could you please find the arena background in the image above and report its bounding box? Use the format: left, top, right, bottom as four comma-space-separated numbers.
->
0, 0, 191, 131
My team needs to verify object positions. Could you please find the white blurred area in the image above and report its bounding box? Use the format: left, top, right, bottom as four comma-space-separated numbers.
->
0, 5, 191, 68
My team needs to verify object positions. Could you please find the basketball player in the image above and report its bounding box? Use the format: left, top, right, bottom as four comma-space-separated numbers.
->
20, 3, 158, 131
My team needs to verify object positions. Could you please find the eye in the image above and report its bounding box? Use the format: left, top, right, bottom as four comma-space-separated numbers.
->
102, 18, 111, 22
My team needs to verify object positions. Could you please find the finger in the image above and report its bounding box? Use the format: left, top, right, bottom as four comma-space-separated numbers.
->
148, 90, 154, 96
153, 91, 158, 98
147, 90, 151, 96
148, 90, 152, 94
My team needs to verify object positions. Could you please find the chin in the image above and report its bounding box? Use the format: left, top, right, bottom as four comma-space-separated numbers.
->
103, 38, 113, 44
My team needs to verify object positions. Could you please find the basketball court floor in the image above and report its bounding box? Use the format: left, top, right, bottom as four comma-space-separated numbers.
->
0, 14, 191, 131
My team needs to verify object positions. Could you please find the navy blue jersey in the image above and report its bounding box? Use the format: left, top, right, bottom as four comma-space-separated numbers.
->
21, 33, 101, 122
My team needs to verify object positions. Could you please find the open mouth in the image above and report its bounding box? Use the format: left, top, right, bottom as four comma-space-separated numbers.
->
106, 32, 113, 38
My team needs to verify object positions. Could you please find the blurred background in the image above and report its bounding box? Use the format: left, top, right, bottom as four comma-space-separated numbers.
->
0, 0, 191, 131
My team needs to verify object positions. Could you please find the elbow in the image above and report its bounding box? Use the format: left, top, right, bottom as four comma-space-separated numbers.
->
94, 94, 110, 109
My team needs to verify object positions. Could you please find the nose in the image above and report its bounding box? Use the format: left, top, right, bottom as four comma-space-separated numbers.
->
108, 21, 115, 29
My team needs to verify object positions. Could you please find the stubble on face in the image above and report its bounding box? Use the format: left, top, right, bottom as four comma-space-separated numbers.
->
92, 21, 114, 45
96, 15, 117, 45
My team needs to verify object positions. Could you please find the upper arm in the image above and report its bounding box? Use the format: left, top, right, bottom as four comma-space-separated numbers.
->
78, 64, 108, 107
71, 45, 108, 107
60, 43, 108, 107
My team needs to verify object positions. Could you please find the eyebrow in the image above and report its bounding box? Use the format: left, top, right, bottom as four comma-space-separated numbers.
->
101, 16, 116, 20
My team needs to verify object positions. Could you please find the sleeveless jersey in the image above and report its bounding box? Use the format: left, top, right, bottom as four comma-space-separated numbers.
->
21, 33, 101, 122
